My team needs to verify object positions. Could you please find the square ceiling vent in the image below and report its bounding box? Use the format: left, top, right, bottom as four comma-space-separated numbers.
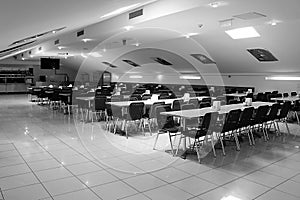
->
191, 54, 216, 64
247, 48, 278, 62
151, 57, 172, 65
122, 59, 140, 67
102, 62, 118, 68
233, 12, 266, 20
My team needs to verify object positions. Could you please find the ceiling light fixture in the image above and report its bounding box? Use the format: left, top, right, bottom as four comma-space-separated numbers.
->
100, 3, 141, 18
221, 195, 242, 200
265, 76, 300, 81
184, 33, 199, 38
58, 46, 66, 50
82, 38, 92, 43
124, 26, 134, 31
267, 19, 281, 26
179, 75, 201, 80
225, 26, 260, 39
129, 75, 143, 79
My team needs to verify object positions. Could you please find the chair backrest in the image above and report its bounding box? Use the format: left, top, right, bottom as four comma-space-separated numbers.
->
283, 93, 289, 97
267, 103, 280, 121
111, 96, 121, 102
155, 105, 175, 129
94, 96, 107, 111
253, 105, 270, 123
222, 109, 241, 132
278, 101, 291, 119
149, 102, 165, 119
128, 102, 144, 120
199, 102, 211, 108
172, 99, 182, 111
181, 104, 195, 110
142, 94, 152, 100
189, 99, 199, 108
228, 99, 238, 104
129, 97, 138, 101
202, 97, 212, 103
158, 93, 170, 99
291, 92, 297, 96
239, 107, 254, 127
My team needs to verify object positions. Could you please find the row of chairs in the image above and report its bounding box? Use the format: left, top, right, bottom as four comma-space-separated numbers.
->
154, 101, 291, 163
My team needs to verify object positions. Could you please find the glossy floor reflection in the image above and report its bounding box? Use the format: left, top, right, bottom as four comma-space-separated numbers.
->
0, 95, 300, 200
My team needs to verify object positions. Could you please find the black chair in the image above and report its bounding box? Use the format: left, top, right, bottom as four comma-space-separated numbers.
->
291, 92, 297, 97
228, 99, 238, 105
124, 102, 145, 138
189, 98, 199, 108
238, 107, 255, 145
172, 99, 183, 111
176, 112, 220, 162
199, 102, 211, 108
265, 103, 281, 136
291, 100, 300, 124
250, 105, 270, 141
275, 101, 291, 136
153, 105, 181, 156
142, 94, 152, 100
283, 93, 289, 97
90, 96, 107, 123
221, 109, 242, 151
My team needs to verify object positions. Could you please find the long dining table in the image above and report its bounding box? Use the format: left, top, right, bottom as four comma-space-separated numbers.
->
271, 96, 300, 102
160, 101, 274, 151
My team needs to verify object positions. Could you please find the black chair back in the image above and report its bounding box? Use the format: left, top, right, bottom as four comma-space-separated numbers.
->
181, 104, 195, 110
199, 102, 211, 108
128, 102, 144, 120
222, 109, 241, 132
267, 103, 280, 121
239, 107, 254, 128
94, 96, 107, 111
156, 105, 175, 129
172, 100, 182, 111
278, 101, 291, 119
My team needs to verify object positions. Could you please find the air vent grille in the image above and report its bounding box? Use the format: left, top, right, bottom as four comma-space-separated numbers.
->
191, 54, 216, 64
151, 57, 172, 66
77, 30, 84, 37
102, 62, 118, 68
129, 9, 143, 19
0, 41, 35, 54
54, 39, 60, 45
233, 12, 266, 20
122, 59, 140, 67
247, 48, 278, 62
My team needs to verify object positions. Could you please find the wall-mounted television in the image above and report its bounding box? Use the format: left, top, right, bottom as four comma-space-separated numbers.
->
40, 58, 60, 69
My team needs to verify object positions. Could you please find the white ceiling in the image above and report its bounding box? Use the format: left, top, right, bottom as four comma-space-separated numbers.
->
1, 0, 300, 74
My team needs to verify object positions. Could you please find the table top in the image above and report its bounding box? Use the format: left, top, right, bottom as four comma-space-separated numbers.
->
76, 96, 95, 101
59, 93, 71, 96
223, 93, 248, 97
271, 96, 300, 102
107, 96, 213, 107
161, 102, 273, 119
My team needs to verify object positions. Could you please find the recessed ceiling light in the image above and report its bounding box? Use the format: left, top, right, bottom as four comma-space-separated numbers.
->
267, 19, 281, 26
58, 46, 66, 50
265, 76, 300, 81
100, 3, 141, 18
129, 75, 143, 79
208, 1, 227, 8
179, 75, 201, 80
225, 26, 260, 39
124, 26, 134, 31
184, 33, 199, 38
82, 38, 92, 43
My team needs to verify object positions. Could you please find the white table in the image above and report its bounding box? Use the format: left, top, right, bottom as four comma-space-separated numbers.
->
161, 102, 273, 151
271, 96, 300, 102
223, 93, 248, 98
76, 96, 94, 107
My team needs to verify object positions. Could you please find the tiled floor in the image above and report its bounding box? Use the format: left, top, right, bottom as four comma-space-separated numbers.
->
0, 94, 300, 200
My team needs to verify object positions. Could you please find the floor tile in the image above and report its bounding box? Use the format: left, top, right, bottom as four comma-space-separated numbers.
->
0, 156, 24, 167
35, 167, 73, 182
260, 164, 299, 178
172, 176, 217, 196
174, 161, 212, 175
53, 189, 100, 200
0, 163, 30, 178
77, 170, 118, 187
43, 176, 86, 196
66, 161, 103, 175
0, 144, 15, 152
275, 180, 300, 198
143, 184, 193, 200
197, 168, 238, 186
22, 152, 52, 163
0, 172, 38, 190
3, 183, 50, 200
222, 178, 270, 199
151, 167, 191, 183
244, 170, 287, 187
58, 154, 90, 166
92, 180, 138, 200
120, 193, 151, 200
28, 158, 62, 171
199, 186, 250, 200
256, 189, 299, 200
124, 173, 167, 192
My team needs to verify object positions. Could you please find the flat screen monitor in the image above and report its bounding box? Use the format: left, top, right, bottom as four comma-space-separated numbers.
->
40, 58, 60, 69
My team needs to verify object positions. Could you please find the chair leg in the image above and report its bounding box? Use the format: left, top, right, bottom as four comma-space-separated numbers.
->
233, 130, 240, 151
175, 134, 183, 156
194, 139, 201, 163
250, 128, 255, 146
284, 119, 291, 135
210, 133, 216, 157
168, 132, 175, 156
153, 133, 160, 150
218, 133, 226, 156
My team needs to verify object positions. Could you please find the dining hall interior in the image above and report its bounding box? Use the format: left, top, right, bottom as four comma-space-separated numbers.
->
1, 0, 300, 199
